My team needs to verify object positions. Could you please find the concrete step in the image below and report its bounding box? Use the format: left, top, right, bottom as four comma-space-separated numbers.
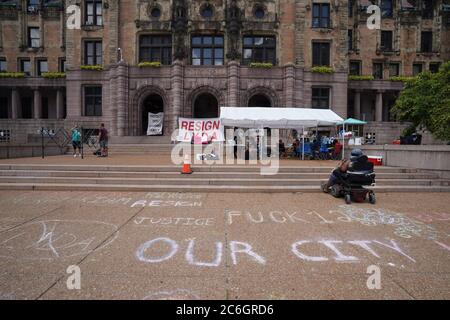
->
0, 164, 419, 174
0, 176, 446, 187
0, 183, 449, 193
0, 170, 438, 180
108, 136, 172, 144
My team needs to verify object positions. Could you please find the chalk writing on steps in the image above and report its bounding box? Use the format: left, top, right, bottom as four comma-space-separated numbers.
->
0, 218, 26, 232
407, 212, 450, 223
0, 192, 203, 207
135, 237, 415, 266
434, 241, 450, 252
332, 206, 439, 240
143, 193, 203, 200
130, 200, 202, 208
0, 220, 118, 261
226, 206, 440, 240
143, 289, 200, 300
134, 217, 214, 227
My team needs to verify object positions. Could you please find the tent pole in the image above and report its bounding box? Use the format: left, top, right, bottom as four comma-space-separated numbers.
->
302, 126, 305, 160
342, 123, 345, 160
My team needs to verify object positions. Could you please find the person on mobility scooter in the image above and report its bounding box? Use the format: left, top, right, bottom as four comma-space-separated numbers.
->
321, 149, 376, 204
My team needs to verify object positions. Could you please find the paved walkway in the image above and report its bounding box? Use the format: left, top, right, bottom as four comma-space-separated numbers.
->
0, 190, 449, 299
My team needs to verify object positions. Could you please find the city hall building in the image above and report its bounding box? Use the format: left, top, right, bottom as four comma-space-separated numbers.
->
0, 0, 449, 144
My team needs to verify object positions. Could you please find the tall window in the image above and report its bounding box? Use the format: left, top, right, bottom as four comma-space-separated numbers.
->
312, 3, 330, 28
0, 97, 8, 119
312, 88, 330, 109
348, 0, 353, 17
84, 86, 102, 116
84, 40, 102, 65
380, 31, 393, 51
28, 27, 40, 48
242, 36, 276, 65
429, 62, 440, 73
21, 98, 33, 119
27, 0, 39, 13
349, 61, 361, 76
413, 63, 423, 76
0, 58, 6, 72
312, 42, 330, 66
85, 0, 103, 26
139, 35, 172, 65
191, 36, 224, 66
373, 62, 383, 79
19, 58, 31, 76
348, 30, 353, 51
381, 0, 393, 18
422, 0, 434, 19
59, 58, 66, 72
389, 63, 400, 77
37, 59, 48, 76
421, 31, 433, 52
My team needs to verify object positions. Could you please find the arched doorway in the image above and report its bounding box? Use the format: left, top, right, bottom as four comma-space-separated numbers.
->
248, 94, 272, 108
193, 93, 219, 118
141, 94, 164, 135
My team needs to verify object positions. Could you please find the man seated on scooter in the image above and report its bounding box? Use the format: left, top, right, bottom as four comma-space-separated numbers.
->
321, 149, 364, 193
348, 148, 373, 173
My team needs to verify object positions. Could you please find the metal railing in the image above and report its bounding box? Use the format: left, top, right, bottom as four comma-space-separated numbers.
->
39, 127, 100, 159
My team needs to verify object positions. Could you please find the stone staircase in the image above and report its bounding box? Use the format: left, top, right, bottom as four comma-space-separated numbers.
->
0, 164, 448, 193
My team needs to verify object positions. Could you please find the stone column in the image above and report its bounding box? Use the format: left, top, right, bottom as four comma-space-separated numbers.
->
227, 61, 239, 108
116, 63, 128, 136
56, 88, 64, 119
171, 60, 183, 133
375, 90, 383, 122
354, 90, 361, 119
284, 63, 295, 107
33, 88, 41, 119
11, 88, 19, 119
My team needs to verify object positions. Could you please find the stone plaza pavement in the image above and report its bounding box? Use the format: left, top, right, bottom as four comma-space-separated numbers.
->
0, 189, 449, 300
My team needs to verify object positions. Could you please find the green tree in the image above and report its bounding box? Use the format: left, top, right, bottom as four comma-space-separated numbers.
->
391, 61, 450, 141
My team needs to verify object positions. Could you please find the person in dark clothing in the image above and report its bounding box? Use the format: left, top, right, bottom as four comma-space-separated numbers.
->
278, 139, 286, 158
98, 123, 108, 157
321, 158, 351, 193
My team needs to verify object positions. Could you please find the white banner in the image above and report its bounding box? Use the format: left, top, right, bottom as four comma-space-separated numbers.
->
147, 112, 164, 135
177, 117, 224, 142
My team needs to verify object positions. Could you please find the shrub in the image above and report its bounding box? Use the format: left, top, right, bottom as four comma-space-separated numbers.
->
249, 62, 273, 68
311, 66, 334, 74
0, 72, 25, 78
80, 65, 103, 71
348, 75, 375, 81
41, 72, 66, 78
138, 61, 162, 68
389, 76, 417, 82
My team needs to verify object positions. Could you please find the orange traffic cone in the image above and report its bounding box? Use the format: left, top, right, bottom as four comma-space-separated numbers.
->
181, 154, 192, 174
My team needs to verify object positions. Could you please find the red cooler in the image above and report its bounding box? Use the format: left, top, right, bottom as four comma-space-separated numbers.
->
368, 155, 383, 166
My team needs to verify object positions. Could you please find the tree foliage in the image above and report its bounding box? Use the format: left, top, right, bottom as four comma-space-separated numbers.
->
391, 61, 450, 141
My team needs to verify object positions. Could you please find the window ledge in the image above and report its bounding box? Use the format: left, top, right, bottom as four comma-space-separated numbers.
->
81, 25, 104, 31
311, 27, 333, 32
416, 51, 437, 56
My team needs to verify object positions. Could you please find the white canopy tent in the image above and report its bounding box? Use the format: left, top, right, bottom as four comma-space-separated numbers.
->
220, 107, 344, 128
220, 107, 345, 160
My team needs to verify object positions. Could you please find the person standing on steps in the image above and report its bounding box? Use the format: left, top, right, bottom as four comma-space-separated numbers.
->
98, 123, 109, 157
71, 125, 82, 158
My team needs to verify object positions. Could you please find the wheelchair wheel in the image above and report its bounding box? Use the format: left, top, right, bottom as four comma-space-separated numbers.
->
330, 185, 340, 198
368, 192, 376, 204
345, 194, 352, 204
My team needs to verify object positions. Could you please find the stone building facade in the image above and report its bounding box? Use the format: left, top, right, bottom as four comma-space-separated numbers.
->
0, 0, 449, 144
